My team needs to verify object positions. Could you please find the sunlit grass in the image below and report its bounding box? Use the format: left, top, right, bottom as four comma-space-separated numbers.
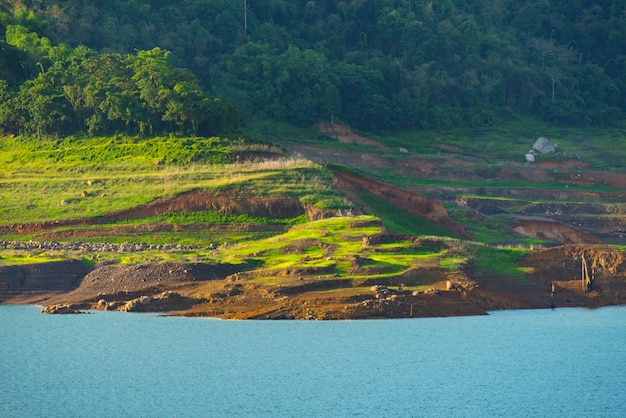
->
0, 135, 347, 226
0, 254, 69, 266
466, 244, 531, 280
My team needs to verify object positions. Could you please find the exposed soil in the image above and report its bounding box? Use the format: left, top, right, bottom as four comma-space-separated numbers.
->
4, 240, 625, 318
2, 124, 626, 318
513, 220, 602, 244
520, 244, 626, 308
318, 122, 385, 148
0, 190, 304, 236
332, 170, 471, 239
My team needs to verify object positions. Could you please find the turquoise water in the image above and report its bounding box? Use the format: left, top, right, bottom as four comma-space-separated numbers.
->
1, 305, 624, 417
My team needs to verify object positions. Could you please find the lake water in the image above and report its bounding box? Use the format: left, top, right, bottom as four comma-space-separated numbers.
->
1, 305, 624, 417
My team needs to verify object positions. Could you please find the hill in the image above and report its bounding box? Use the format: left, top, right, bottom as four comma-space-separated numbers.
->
1, 126, 625, 318
1, 0, 626, 135
1, 2, 625, 317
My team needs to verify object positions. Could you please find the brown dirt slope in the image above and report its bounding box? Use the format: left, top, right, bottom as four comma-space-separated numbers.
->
0, 260, 90, 303
520, 244, 626, 307
319, 122, 385, 148
513, 220, 602, 244
0, 190, 304, 236
333, 170, 470, 238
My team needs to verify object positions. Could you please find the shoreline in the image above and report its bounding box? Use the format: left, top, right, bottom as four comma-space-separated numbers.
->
2, 261, 624, 319
2, 242, 625, 319
2, 299, 624, 320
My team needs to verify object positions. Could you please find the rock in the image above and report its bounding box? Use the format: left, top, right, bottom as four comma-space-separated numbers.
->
525, 153, 536, 163
532, 137, 558, 155
399, 147, 408, 153
446, 280, 463, 291
370, 285, 389, 296
122, 296, 152, 312
41, 303, 86, 314
224, 286, 243, 296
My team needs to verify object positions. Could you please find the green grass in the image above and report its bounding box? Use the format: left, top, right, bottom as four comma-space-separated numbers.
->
374, 117, 626, 169
0, 135, 349, 227
0, 135, 231, 170
0, 254, 70, 266
358, 192, 459, 238
467, 244, 531, 280
2, 120, 625, 291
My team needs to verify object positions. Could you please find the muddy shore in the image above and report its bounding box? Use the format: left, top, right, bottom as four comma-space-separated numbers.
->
2, 243, 624, 318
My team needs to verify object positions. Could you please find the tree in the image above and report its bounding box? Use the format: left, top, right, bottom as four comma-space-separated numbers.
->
0, 40, 28, 85
11, 63, 73, 136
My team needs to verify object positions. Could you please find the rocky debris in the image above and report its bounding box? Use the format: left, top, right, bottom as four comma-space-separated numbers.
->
446, 280, 461, 290
0, 239, 213, 253
223, 284, 244, 296
105, 291, 192, 313
122, 295, 153, 312
41, 303, 87, 314
79, 262, 241, 295
305, 205, 359, 221
370, 284, 392, 298
370, 284, 388, 293
97, 299, 125, 310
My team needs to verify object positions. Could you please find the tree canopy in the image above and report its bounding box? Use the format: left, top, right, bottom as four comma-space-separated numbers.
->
0, 25, 241, 137
1, 0, 625, 136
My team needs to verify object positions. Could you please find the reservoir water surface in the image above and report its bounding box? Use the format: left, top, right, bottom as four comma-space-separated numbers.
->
1, 305, 624, 417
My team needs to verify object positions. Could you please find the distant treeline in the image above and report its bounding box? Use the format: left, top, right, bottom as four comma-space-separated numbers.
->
1, 0, 625, 136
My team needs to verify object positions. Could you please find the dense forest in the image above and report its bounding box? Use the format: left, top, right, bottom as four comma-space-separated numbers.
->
1, 0, 625, 136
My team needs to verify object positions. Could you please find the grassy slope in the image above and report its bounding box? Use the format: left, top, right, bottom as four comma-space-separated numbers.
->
3, 118, 625, 291
0, 135, 341, 228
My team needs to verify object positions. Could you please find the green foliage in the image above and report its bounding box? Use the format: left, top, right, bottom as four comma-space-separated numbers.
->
0, 40, 28, 86
3, 1, 626, 134
468, 245, 530, 280
150, 211, 303, 226
213, 43, 339, 125
358, 192, 459, 238
0, 27, 242, 137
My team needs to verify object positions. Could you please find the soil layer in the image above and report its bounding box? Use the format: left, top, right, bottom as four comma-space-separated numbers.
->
3, 243, 625, 318
2, 125, 626, 318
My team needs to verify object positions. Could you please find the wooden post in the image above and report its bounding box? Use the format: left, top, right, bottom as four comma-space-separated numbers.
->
591, 266, 596, 291
581, 256, 584, 292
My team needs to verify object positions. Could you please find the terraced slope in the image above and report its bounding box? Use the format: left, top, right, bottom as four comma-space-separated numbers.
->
1, 127, 625, 318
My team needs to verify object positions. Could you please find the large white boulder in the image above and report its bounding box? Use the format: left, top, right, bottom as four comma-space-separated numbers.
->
532, 137, 558, 154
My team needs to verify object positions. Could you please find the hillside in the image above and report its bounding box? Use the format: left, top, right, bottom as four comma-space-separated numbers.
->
2, 0, 626, 136
1, 1, 625, 317
1, 126, 625, 318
